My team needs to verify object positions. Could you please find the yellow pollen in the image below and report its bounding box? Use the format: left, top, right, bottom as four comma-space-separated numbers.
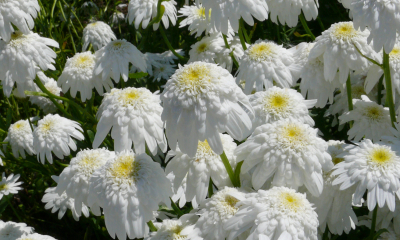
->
333, 23, 357, 39
370, 148, 393, 164
76, 55, 92, 65
110, 155, 141, 181
249, 43, 275, 61
364, 106, 383, 120
113, 42, 122, 48
12, 122, 25, 130
223, 195, 239, 211
0, 184, 8, 191
119, 89, 142, 106
40, 121, 55, 133
197, 43, 208, 53
195, 140, 214, 162
280, 192, 301, 212
10, 31, 24, 40
282, 125, 304, 143
197, 7, 211, 18
178, 64, 210, 92
332, 156, 344, 165
352, 86, 366, 99
390, 47, 400, 56
267, 93, 289, 113
90, 22, 98, 26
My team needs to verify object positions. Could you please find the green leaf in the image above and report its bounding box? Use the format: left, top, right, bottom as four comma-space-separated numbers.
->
373, 229, 389, 240
234, 161, 244, 187
129, 72, 148, 79
87, 130, 95, 143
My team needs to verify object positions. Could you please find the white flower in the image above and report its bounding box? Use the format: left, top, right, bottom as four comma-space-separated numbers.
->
33, 114, 84, 164
0, 220, 34, 240
235, 119, 332, 196
0, 173, 23, 200
214, 36, 248, 73
161, 61, 254, 157
188, 33, 225, 63
153, 62, 176, 81
29, 71, 62, 113
309, 21, 377, 84
145, 215, 198, 240
87, 150, 172, 240
377, 225, 400, 240
82, 21, 116, 51
289, 42, 316, 69
249, 86, 316, 131
160, 49, 185, 64
55, 148, 114, 216
93, 87, 167, 154
193, 187, 246, 240
17, 233, 57, 240
0, 150, 3, 166
267, 0, 318, 27
58, 51, 114, 102
350, 0, 400, 53
127, 0, 177, 30
165, 134, 238, 207
307, 140, 358, 235
4, 119, 35, 158
0, 0, 40, 41
94, 39, 147, 83
110, 12, 125, 25
339, 95, 393, 142
236, 40, 300, 94
197, 0, 269, 35
42, 186, 89, 221
332, 139, 400, 211
0, 31, 59, 96
225, 187, 319, 240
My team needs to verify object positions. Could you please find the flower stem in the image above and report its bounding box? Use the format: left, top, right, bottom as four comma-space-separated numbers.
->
238, 19, 248, 50
159, 25, 187, 61
239, 19, 250, 43
147, 221, 157, 232
220, 151, 239, 187
6, 196, 23, 222
368, 206, 378, 240
299, 12, 315, 41
346, 74, 353, 128
222, 34, 239, 68
170, 197, 184, 217
382, 50, 397, 127
377, 75, 384, 105
208, 178, 214, 197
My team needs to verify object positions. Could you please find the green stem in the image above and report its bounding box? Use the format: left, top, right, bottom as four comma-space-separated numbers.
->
322, 226, 329, 240
159, 25, 187, 61
239, 19, 250, 43
22, 102, 34, 131
346, 74, 353, 128
147, 0, 166, 28
170, 198, 184, 217
368, 206, 378, 240
220, 151, 239, 187
50, 0, 58, 18
208, 178, 214, 197
147, 221, 157, 232
238, 19, 248, 50
317, 16, 325, 31
6, 197, 23, 222
299, 12, 315, 41
383, 50, 397, 127
377, 75, 384, 105
222, 34, 239, 68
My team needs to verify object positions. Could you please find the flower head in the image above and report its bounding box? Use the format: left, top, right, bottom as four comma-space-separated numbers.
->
188, 33, 225, 64
0, 173, 23, 200
128, 0, 177, 30
17, 233, 57, 240
0, 220, 34, 240
146, 215, 198, 240
33, 114, 84, 164
4, 119, 35, 158
267, 0, 318, 27
29, 71, 62, 113
82, 21, 116, 51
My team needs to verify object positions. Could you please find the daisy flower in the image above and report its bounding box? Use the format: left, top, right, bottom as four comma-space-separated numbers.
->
267, 0, 319, 27
193, 187, 246, 240
188, 33, 225, 63
0, 0, 40, 41
29, 71, 62, 113
153, 62, 176, 81
145, 215, 198, 240
93, 87, 167, 154
94, 39, 147, 83
198, 0, 269, 35
82, 21, 116, 51
33, 114, 84, 164
42, 185, 90, 221
236, 40, 300, 94
225, 187, 319, 240
110, 12, 125, 25
249, 86, 317, 131
127, 0, 177, 30
289, 42, 316, 69
165, 134, 238, 208
4, 120, 35, 159
0, 31, 59, 97
332, 139, 400, 211
235, 119, 332, 196
339, 95, 393, 142
55, 148, 114, 216
350, 0, 400, 53
0, 220, 34, 240
161, 61, 253, 157
58, 51, 114, 102
0, 173, 23, 200
309, 21, 378, 84
17, 233, 57, 240
87, 150, 172, 240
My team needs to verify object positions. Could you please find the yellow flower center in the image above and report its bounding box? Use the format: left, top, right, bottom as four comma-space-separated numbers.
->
12, 122, 25, 130
196, 7, 211, 18
332, 155, 344, 165
195, 140, 214, 161
352, 85, 366, 99
110, 155, 141, 181
282, 125, 304, 144
39, 120, 55, 133
280, 192, 301, 212
363, 105, 383, 121
119, 89, 142, 106
370, 147, 393, 165
170, 225, 186, 240
113, 41, 123, 49
197, 43, 208, 53
390, 46, 400, 61
248, 42, 276, 61
177, 64, 211, 94
332, 22, 358, 40
9, 31, 29, 48
266, 92, 290, 114
0, 184, 8, 191
222, 195, 239, 213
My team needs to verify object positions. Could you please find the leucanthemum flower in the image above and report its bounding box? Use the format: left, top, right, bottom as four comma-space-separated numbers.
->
0, 220, 34, 240
29, 71, 62, 113
110, 12, 125, 25
267, 0, 319, 27
58, 51, 114, 102
42, 185, 90, 221
188, 33, 225, 63
82, 21, 116, 51
93, 87, 167, 154
249, 86, 317, 131
153, 62, 176, 81
225, 187, 318, 240
165, 134, 238, 207
332, 139, 400, 211
0, 0, 40, 41
33, 114, 84, 164
235, 119, 332, 196
192, 187, 246, 240
94, 39, 147, 83
145, 215, 198, 240
197, 0, 269, 35
339, 95, 393, 142
0, 173, 23, 200
4, 119, 35, 158
56, 148, 114, 216
161, 61, 254, 157
236, 40, 300, 94
309, 21, 378, 84
127, 0, 177, 30
214, 36, 248, 73
350, 0, 400, 53
0, 31, 59, 96
87, 150, 172, 240
17, 233, 57, 240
